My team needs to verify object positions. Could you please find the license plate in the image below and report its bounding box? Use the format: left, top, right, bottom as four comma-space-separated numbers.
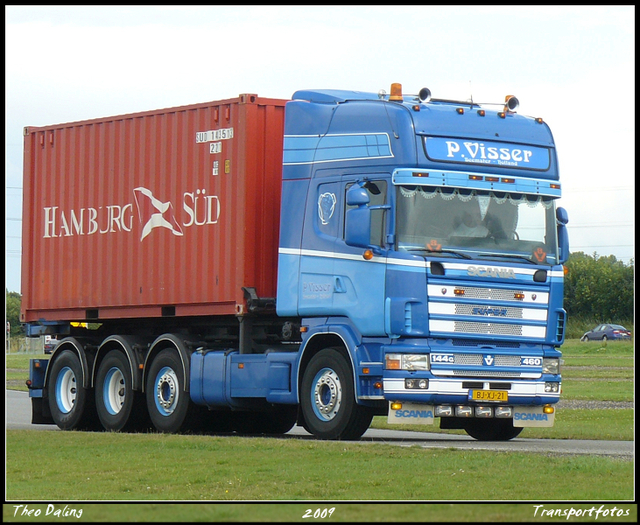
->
469, 389, 508, 402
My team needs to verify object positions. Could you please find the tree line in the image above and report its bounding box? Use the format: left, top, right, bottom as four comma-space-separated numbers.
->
563, 252, 634, 323
5, 252, 634, 337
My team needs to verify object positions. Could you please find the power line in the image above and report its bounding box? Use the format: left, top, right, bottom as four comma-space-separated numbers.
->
562, 186, 633, 193
569, 223, 633, 228
568, 244, 634, 251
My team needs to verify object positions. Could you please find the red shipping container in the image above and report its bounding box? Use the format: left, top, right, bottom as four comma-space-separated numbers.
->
21, 94, 287, 323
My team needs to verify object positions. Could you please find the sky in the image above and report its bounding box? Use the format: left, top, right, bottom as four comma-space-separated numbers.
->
5, 5, 635, 295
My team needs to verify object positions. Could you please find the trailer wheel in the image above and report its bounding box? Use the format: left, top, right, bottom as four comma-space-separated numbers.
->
146, 348, 194, 433
300, 348, 373, 440
95, 351, 149, 432
463, 418, 523, 441
48, 349, 97, 430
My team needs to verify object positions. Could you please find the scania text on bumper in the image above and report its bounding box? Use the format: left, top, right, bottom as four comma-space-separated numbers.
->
388, 401, 555, 427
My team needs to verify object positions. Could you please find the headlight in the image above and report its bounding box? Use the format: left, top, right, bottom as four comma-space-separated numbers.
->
543, 358, 560, 375
545, 382, 560, 393
385, 354, 430, 371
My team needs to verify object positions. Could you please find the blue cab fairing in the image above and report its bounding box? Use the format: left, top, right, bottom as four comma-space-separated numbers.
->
275, 88, 565, 408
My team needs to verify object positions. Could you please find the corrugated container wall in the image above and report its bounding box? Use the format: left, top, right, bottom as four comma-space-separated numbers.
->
21, 95, 287, 323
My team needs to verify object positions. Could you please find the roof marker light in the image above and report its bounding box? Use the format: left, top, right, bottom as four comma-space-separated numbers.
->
456, 107, 464, 114
477, 109, 486, 116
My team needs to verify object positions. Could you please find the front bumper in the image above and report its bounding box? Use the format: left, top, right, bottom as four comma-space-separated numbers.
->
387, 401, 556, 427
383, 375, 561, 406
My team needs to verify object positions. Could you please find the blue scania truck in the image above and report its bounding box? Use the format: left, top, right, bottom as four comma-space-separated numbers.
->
25, 83, 568, 441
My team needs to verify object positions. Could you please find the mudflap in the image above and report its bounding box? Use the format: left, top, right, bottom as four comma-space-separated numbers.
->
513, 406, 555, 427
387, 402, 435, 425
31, 396, 54, 425
27, 359, 55, 424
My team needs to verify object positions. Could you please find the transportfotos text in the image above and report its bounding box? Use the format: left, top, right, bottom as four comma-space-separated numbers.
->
533, 504, 631, 520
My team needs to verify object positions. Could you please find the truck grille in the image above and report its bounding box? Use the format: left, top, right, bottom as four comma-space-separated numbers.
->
452, 286, 523, 301
428, 282, 549, 340
429, 352, 540, 379
454, 304, 524, 319
452, 370, 520, 378
443, 354, 524, 367
454, 321, 523, 336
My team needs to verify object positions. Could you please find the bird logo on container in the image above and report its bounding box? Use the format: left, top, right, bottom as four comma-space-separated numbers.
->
133, 187, 184, 241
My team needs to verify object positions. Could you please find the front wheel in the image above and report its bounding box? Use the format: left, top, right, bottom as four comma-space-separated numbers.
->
464, 418, 523, 441
300, 348, 373, 440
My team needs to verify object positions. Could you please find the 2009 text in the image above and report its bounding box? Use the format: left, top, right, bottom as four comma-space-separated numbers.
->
302, 507, 336, 519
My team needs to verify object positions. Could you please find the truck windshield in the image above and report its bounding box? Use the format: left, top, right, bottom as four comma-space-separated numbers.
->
396, 186, 559, 265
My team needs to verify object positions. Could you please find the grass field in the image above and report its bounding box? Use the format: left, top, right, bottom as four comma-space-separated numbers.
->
4, 429, 635, 500
4, 338, 635, 520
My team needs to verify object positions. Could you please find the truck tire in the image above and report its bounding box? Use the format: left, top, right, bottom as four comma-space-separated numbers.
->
300, 348, 373, 440
145, 348, 195, 433
47, 349, 98, 430
463, 418, 523, 441
95, 350, 149, 432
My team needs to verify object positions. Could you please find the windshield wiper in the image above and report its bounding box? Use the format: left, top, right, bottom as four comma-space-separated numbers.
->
405, 248, 472, 259
477, 253, 538, 264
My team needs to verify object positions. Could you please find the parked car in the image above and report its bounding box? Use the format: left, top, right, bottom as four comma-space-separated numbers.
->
580, 324, 631, 342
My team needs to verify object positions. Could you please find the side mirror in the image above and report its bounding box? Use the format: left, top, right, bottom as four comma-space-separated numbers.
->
556, 207, 569, 264
345, 207, 371, 248
345, 185, 371, 248
346, 185, 370, 206
556, 206, 568, 225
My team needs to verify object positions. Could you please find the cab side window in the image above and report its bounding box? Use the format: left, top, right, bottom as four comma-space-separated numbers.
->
345, 180, 387, 246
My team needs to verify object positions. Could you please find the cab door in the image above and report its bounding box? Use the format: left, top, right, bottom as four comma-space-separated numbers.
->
333, 178, 389, 336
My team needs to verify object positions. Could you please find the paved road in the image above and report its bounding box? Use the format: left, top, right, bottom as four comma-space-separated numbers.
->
6, 390, 633, 460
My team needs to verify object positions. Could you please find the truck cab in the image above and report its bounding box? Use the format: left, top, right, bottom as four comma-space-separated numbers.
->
277, 84, 568, 440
